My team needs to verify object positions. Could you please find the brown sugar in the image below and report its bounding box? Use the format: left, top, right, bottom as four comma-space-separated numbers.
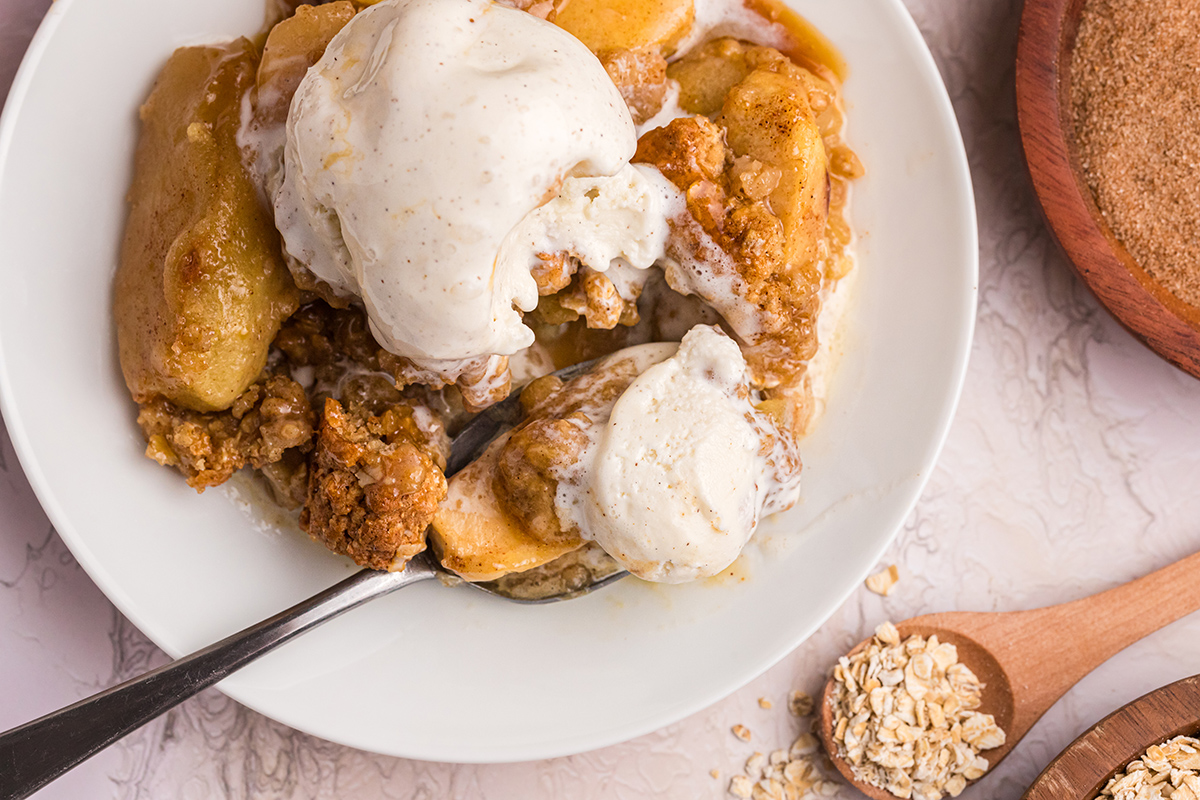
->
1070, 0, 1200, 309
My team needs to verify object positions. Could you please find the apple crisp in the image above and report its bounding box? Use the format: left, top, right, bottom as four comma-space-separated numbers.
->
115, 0, 861, 581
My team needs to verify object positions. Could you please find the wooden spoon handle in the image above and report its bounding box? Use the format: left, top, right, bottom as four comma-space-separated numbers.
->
986, 547, 1200, 737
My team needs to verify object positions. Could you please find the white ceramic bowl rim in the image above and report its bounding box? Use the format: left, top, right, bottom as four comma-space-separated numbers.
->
0, 0, 976, 762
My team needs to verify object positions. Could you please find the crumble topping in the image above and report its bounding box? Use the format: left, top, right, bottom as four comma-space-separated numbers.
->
139, 375, 314, 491
119, 0, 861, 581
303, 398, 448, 571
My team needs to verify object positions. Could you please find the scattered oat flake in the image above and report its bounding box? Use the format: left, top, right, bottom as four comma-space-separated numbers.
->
711, 769, 721, 780
718, 688, 842, 797
716, 715, 842, 797
790, 732, 819, 759
788, 690, 814, 717
865, 565, 899, 596
752, 777, 784, 800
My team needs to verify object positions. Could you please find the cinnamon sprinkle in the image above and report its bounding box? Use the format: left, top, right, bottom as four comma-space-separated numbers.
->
1070, 0, 1200, 309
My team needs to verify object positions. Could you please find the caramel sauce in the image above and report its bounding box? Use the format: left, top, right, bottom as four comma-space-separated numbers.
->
745, 0, 847, 83
531, 318, 648, 371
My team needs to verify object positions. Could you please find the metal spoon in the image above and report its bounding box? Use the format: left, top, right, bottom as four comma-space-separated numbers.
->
0, 359, 621, 800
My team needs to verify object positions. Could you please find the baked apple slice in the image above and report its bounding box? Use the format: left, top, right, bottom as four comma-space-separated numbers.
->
553, 0, 694, 55
430, 437, 583, 583
115, 39, 299, 412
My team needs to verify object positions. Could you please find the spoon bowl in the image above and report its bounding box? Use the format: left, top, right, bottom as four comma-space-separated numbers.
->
817, 620, 1017, 800
898, 625, 1016, 743
817, 547, 1200, 799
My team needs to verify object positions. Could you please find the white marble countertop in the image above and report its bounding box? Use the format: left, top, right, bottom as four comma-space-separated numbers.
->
4, 0, 1200, 797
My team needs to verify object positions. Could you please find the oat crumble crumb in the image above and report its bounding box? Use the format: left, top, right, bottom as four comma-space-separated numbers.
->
864, 564, 899, 596
717, 693, 842, 797
788, 690, 814, 717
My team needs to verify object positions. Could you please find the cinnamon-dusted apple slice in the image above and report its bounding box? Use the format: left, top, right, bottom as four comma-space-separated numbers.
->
430, 437, 583, 583
255, 1, 356, 130
634, 42, 832, 392
553, 0, 694, 55
553, 0, 694, 124
115, 39, 299, 412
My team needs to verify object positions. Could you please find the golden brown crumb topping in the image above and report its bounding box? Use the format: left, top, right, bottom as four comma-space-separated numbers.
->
118, 0, 862, 578
635, 111, 819, 388
275, 301, 507, 414
491, 356, 646, 542
495, 415, 591, 545
139, 375, 315, 491
633, 39, 861, 396
275, 301, 394, 374
531, 252, 576, 297
530, 252, 642, 332
560, 270, 643, 330
303, 398, 448, 570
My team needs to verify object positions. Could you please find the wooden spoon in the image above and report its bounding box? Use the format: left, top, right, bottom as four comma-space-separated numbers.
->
817, 548, 1200, 799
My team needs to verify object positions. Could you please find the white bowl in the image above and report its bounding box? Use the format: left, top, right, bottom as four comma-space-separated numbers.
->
0, 0, 976, 761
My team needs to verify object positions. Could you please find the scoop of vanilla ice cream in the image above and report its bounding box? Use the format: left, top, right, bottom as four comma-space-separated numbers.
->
498, 164, 681, 287
582, 325, 800, 582
273, 0, 675, 367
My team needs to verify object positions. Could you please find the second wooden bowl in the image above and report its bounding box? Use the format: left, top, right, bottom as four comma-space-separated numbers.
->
1021, 674, 1200, 800
1015, 0, 1200, 378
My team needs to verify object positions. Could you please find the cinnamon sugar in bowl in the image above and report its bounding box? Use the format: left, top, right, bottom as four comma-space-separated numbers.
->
1017, 0, 1200, 378
1071, 0, 1200, 312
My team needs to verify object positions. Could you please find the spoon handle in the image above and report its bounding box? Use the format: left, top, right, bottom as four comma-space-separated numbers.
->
0, 559, 437, 800
983, 546, 1200, 738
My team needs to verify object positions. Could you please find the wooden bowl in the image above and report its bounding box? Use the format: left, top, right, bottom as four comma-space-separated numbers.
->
1021, 674, 1200, 799
1015, 0, 1200, 378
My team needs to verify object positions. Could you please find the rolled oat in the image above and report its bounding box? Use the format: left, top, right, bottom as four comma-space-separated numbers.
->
1097, 735, 1200, 800
725, 693, 842, 798
790, 690, 815, 717
828, 623, 1005, 800
865, 565, 900, 597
